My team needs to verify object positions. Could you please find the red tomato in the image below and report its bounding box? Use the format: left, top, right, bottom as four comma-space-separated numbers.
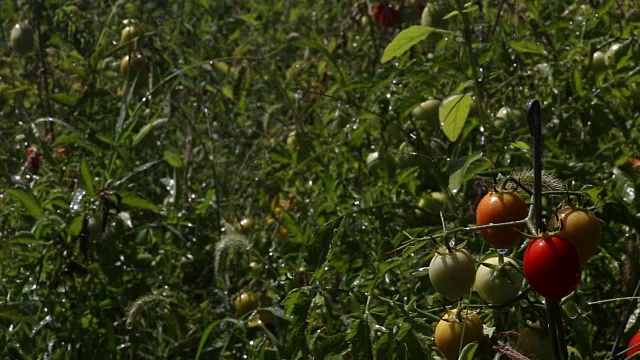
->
475, 191, 528, 249
372, 2, 401, 27
627, 331, 640, 357
26, 144, 42, 169
523, 235, 580, 300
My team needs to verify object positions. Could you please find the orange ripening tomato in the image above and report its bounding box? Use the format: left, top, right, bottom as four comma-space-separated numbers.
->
475, 191, 528, 249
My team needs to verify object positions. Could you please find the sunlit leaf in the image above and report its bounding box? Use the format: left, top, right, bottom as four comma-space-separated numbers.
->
381, 26, 436, 63
440, 93, 473, 142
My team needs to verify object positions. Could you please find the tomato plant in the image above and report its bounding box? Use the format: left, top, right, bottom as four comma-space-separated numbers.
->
434, 310, 484, 360
548, 205, 601, 263
523, 235, 580, 300
474, 255, 523, 305
429, 247, 476, 300
475, 190, 528, 249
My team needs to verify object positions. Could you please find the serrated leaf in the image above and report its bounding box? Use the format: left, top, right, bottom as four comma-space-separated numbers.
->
440, 94, 473, 142
6, 189, 44, 217
381, 26, 436, 63
80, 158, 95, 196
508, 39, 547, 55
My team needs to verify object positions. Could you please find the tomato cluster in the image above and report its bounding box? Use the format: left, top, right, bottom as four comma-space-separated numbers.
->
118, 19, 149, 93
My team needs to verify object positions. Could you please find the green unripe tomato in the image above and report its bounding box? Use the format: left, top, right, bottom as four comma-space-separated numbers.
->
420, 3, 445, 28
120, 53, 149, 92
286, 131, 297, 148
592, 51, 607, 73
412, 99, 440, 129
102, 218, 125, 243
121, 25, 142, 51
605, 43, 625, 68
416, 191, 446, 215
429, 247, 476, 300
397, 142, 422, 168
235, 292, 260, 315
628, 9, 640, 23
10, 24, 34, 55
366, 151, 396, 175
516, 323, 553, 360
88, 215, 103, 242
474, 256, 523, 305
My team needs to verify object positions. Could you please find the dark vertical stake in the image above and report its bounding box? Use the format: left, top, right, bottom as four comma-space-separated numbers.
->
527, 99, 563, 360
527, 99, 542, 232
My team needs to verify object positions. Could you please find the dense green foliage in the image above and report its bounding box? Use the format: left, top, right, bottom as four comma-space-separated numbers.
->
1, 0, 639, 358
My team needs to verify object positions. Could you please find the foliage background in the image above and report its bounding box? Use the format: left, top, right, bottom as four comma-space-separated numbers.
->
0, 0, 639, 358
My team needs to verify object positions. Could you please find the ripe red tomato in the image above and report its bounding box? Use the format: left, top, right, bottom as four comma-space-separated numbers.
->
26, 144, 42, 169
475, 190, 528, 249
523, 235, 580, 300
372, 2, 401, 27
548, 206, 601, 263
627, 331, 640, 357
434, 310, 484, 360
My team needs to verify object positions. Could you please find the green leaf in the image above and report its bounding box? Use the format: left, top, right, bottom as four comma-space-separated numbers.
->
121, 193, 161, 212
52, 132, 99, 154
50, 93, 79, 107
306, 216, 344, 274
511, 141, 530, 150
6, 189, 44, 217
195, 318, 243, 360
80, 158, 95, 196
448, 153, 484, 193
508, 39, 547, 55
164, 151, 184, 168
0, 301, 41, 322
458, 342, 478, 359
381, 26, 436, 63
9, 231, 49, 246
572, 66, 586, 96
133, 117, 168, 146
440, 94, 473, 142
347, 319, 373, 359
